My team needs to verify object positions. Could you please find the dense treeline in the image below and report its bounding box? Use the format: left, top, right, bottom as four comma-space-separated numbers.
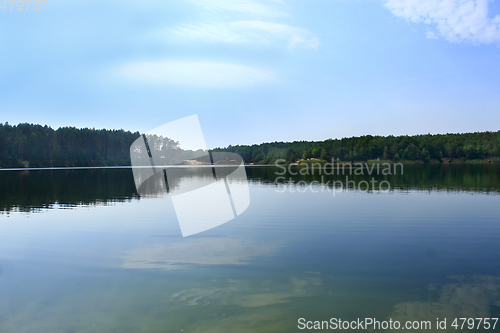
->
0, 122, 140, 168
1, 122, 499, 167
214, 131, 500, 164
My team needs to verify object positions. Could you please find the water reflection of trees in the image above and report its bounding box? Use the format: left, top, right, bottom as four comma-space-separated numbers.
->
1, 165, 499, 213
247, 164, 500, 194
0, 168, 138, 213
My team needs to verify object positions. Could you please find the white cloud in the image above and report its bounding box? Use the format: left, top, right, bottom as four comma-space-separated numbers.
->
166, 0, 320, 49
117, 60, 274, 88
113, 0, 317, 89
385, 0, 500, 44
170, 20, 320, 49
186, 0, 288, 18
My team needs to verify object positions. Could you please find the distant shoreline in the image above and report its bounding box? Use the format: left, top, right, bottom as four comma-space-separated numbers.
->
1, 123, 499, 168
1, 159, 498, 171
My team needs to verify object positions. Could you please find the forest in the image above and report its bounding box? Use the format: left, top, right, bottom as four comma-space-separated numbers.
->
0, 122, 140, 168
0, 122, 499, 168
214, 130, 500, 164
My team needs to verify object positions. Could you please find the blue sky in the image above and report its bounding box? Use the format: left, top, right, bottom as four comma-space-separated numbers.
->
1, 0, 500, 148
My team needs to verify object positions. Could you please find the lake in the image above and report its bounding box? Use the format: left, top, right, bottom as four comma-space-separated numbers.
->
0, 165, 499, 332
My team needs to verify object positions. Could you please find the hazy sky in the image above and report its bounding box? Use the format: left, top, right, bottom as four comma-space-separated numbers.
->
1, 0, 500, 147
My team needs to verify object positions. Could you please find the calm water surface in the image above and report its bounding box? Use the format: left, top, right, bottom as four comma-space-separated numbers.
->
0, 165, 499, 332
